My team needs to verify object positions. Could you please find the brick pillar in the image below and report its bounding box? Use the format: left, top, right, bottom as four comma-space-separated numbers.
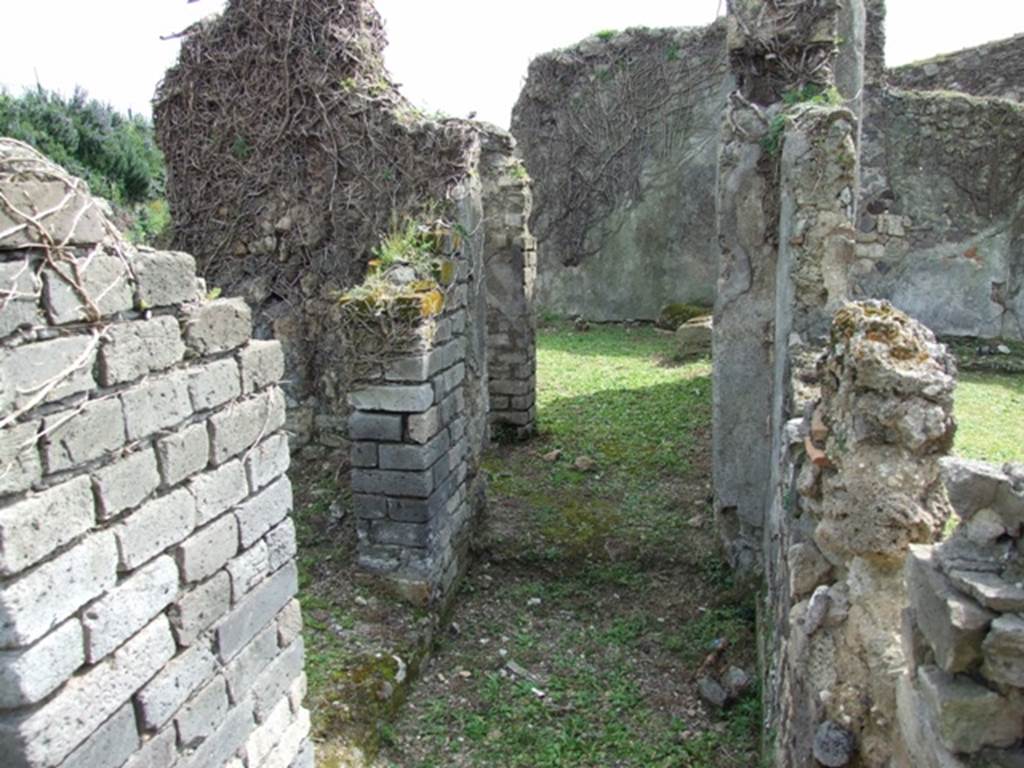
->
348, 279, 475, 605
0, 140, 311, 768
480, 127, 538, 440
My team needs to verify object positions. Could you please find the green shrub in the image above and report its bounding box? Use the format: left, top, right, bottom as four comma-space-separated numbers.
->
0, 85, 169, 245
0, 86, 164, 204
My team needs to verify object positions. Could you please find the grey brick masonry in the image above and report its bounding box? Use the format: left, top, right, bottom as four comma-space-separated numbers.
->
0, 143, 312, 768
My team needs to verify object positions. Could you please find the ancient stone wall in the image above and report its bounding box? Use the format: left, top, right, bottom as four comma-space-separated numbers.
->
346, 168, 489, 605
857, 88, 1024, 340
512, 23, 730, 321
480, 128, 537, 440
0, 141, 311, 768
899, 459, 1024, 766
765, 302, 1024, 767
713, 0, 860, 570
155, 0, 479, 448
888, 32, 1024, 103
766, 303, 958, 768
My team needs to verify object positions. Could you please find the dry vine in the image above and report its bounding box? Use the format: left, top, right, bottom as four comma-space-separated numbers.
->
727, 0, 841, 104
512, 25, 728, 268
0, 139, 129, 475
154, 0, 476, 300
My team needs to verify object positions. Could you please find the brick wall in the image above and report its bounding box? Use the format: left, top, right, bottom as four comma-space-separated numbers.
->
480, 127, 537, 440
0, 140, 311, 768
347, 249, 479, 605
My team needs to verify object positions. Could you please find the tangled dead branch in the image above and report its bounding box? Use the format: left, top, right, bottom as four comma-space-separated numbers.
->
512, 25, 727, 268
0, 139, 131, 324
154, 0, 476, 301
727, 0, 841, 104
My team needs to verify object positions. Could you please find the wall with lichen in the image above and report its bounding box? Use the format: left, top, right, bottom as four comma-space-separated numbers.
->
512, 23, 730, 322
857, 88, 1024, 339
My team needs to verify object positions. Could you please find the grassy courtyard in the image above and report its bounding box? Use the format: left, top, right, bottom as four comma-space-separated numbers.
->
295, 323, 1022, 768
954, 371, 1024, 464
378, 323, 759, 768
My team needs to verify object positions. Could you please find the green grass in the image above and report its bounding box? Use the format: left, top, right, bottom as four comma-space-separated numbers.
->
483, 323, 712, 559
384, 322, 758, 767
954, 371, 1024, 464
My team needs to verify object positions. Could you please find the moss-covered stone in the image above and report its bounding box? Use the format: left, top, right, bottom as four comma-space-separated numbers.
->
657, 302, 712, 331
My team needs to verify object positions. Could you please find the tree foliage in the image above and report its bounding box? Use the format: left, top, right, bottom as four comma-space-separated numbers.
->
0, 86, 165, 206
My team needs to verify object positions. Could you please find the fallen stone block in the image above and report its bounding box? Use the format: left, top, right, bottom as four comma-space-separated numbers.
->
675, 316, 713, 357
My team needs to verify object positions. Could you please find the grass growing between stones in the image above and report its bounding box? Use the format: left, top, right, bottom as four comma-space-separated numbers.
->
954, 371, 1024, 464
379, 322, 760, 768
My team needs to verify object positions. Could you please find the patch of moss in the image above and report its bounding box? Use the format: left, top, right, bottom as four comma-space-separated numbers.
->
338, 217, 457, 320
657, 302, 711, 330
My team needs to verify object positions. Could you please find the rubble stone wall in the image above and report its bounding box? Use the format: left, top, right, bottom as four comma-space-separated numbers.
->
888, 32, 1024, 103
480, 128, 537, 440
857, 88, 1024, 340
766, 302, 958, 768
512, 23, 730, 321
899, 459, 1024, 767
713, 0, 860, 570
0, 141, 311, 768
765, 302, 1024, 767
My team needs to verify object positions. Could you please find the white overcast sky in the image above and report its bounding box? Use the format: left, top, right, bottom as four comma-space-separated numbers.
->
1, 1, 1023, 128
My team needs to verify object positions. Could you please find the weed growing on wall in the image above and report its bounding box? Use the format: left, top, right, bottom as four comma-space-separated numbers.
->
761, 84, 844, 157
